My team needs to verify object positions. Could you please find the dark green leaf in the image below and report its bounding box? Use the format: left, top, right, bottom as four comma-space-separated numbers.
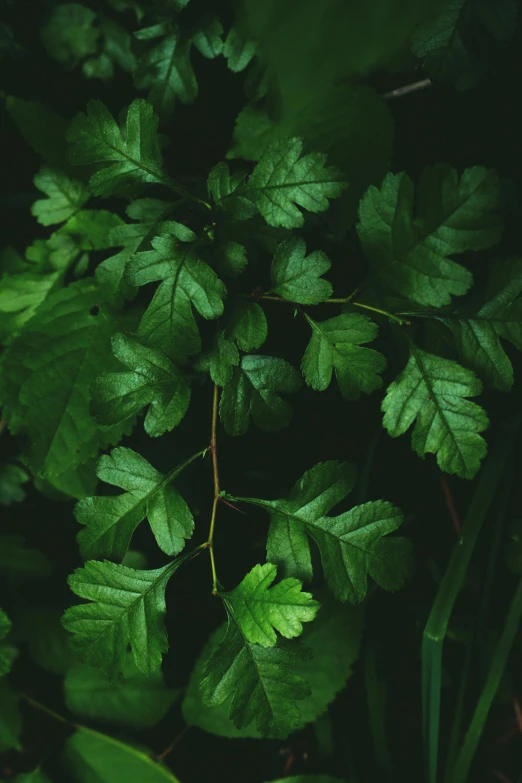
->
270, 237, 332, 304
225, 301, 267, 351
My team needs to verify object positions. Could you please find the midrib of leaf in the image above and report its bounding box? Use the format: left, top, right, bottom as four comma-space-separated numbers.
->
40, 319, 98, 476
86, 123, 166, 186
407, 340, 468, 472
307, 316, 344, 357
75, 725, 180, 781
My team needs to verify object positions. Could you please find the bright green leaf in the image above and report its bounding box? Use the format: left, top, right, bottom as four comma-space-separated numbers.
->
219, 354, 301, 436
31, 167, 89, 226
65, 653, 178, 728
67, 99, 165, 197
91, 333, 191, 437
302, 312, 386, 400
221, 563, 319, 647
76, 446, 196, 561
382, 344, 489, 479
270, 237, 332, 304
357, 164, 502, 307
62, 557, 184, 677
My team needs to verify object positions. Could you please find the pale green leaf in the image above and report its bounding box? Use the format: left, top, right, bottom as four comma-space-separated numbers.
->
67, 99, 164, 197
382, 345, 489, 478
76, 446, 195, 561
225, 301, 267, 351
0, 536, 51, 579
200, 620, 311, 738
0, 463, 29, 505
357, 165, 502, 307
302, 312, 386, 400
221, 563, 319, 647
0, 281, 137, 481
64, 727, 181, 782
134, 34, 197, 116
58, 210, 124, 250
31, 167, 89, 226
62, 557, 184, 677
270, 237, 332, 304
65, 654, 178, 728
41, 3, 99, 65
91, 333, 191, 437
230, 137, 347, 228
443, 259, 522, 391
219, 355, 301, 436
126, 234, 226, 361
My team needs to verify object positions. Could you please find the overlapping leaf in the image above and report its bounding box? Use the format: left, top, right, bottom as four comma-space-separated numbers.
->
302, 312, 386, 400
227, 461, 409, 602
76, 446, 196, 561
357, 164, 502, 306
225, 301, 267, 351
219, 355, 301, 436
126, 234, 226, 361
91, 334, 191, 437
270, 237, 332, 304
382, 344, 489, 478
67, 99, 165, 197
62, 557, 184, 677
195, 331, 239, 386
221, 563, 319, 647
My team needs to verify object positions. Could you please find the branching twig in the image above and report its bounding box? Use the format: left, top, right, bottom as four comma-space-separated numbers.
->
259, 294, 411, 326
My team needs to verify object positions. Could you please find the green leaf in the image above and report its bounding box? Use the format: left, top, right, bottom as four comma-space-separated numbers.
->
31, 167, 89, 226
207, 162, 255, 221
90, 333, 191, 437
215, 240, 248, 279
382, 344, 489, 479
0, 680, 21, 752
192, 16, 224, 59
65, 654, 178, 728
195, 331, 239, 386
83, 16, 137, 80
41, 3, 99, 65
0, 281, 136, 483
67, 99, 165, 197
0, 463, 29, 505
230, 461, 409, 602
221, 563, 319, 647
270, 237, 332, 304
264, 461, 356, 581
0, 608, 17, 677
62, 557, 184, 677
5, 96, 71, 171
58, 210, 124, 250
134, 33, 197, 116
302, 312, 386, 400
225, 301, 267, 351
14, 771, 53, 783
233, 137, 347, 228
411, 0, 517, 91
0, 536, 51, 579
64, 727, 181, 782
443, 259, 522, 391
223, 26, 256, 72
127, 234, 226, 361
220, 355, 301, 436
76, 446, 196, 561
200, 620, 311, 738
357, 164, 503, 307
0, 265, 62, 339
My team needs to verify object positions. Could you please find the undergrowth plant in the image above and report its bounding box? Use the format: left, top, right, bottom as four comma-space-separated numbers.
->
1, 1, 521, 782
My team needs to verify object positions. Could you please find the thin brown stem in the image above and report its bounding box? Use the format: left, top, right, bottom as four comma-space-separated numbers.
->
155, 725, 191, 761
207, 384, 220, 594
259, 295, 410, 325
382, 78, 432, 100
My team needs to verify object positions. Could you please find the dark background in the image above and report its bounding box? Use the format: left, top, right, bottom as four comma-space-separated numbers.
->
1, 1, 522, 781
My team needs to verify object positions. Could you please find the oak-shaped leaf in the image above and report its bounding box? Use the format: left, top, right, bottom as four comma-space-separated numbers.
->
443, 258, 522, 391
76, 447, 197, 561
91, 334, 191, 437
221, 563, 319, 647
382, 344, 489, 479
270, 237, 332, 304
200, 619, 311, 738
357, 164, 502, 307
31, 166, 89, 226
126, 234, 226, 361
227, 461, 410, 602
219, 355, 301, 436
67, 99, 165, 197
62, 557, 184, 677
302, 312, 386, 400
